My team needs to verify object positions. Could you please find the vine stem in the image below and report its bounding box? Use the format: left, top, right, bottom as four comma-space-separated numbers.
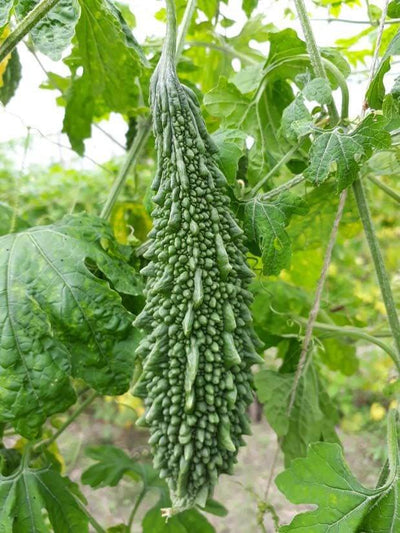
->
293, 0, 339, 124
296, 317, 399, 368
288, 190, 347, 413
352, 179, 400, 361
100, 118, 152, 220
0, 0, 61, 63
260, 174, 305, 201
127, 488, 146, 531
367, 174, 400, 203
351, 0, 400, 362
249, 142, 304, 197
34, 391, 99, 451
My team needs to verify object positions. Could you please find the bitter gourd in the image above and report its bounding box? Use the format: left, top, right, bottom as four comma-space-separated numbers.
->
133, 0, 263, 513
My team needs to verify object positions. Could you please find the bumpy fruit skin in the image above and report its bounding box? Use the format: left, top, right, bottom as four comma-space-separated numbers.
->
133, 49, 263, 512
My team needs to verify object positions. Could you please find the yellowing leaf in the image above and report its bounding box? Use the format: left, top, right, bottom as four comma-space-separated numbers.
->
0, 27, 11, 88
370, 402, 386, 421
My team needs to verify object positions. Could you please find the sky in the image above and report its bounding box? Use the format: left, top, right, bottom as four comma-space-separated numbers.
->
0, 0, 390, 171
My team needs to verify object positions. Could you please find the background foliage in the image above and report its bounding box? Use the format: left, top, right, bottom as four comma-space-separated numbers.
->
0, 0, 399, 531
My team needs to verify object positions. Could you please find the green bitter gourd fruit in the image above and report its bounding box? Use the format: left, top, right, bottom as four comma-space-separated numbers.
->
133, 0, 263, 513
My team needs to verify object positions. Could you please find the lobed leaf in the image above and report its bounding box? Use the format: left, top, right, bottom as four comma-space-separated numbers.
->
0, 463, 88, 532
305, 114, 391, 191
277, 412, 400, 533
244, 193, 307, 276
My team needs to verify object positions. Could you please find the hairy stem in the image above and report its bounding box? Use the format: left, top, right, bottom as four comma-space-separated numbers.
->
0, 0, 61, 63
352, 179, 400, 362
288, 190, 347, 413
260, 175, 305, 201
367, 174, 400, 203
293, 0, 340, 124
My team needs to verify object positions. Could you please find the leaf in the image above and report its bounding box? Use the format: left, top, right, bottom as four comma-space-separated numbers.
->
197, 0, 218, 19
255, 360, 339, 465
15, 0, 80, 61
280, 94, 313, 142
202, 498, 228, 517
0, 464, 88, 532
0, 214, 141, 437
242, 0, 258, 17
367, 30, 400, 109
0, 49, 21, 106
211, 128, 247, 182
305, 114, 391, 191
0, 1, 13, 26
81, 445, 166, 494
142, 506, 215, 533
62, 0, 147, 154
303, 77, 332, 105
230, 63, 264, 94
244, 193, 307, 276
203, 77, 252, 123
276, 411, 400, 532
81, 445, 139, 488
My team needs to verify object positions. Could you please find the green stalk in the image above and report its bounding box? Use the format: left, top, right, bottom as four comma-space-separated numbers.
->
100, 0, 196, 220
34, 391, 99, 451
298, 318, 399, 369
367, 174, 400, 203
293, 0, 340, 124
250, 142, 304, 196
352, 179, 400, 361
127, 488, 146, 531
0, 0, 61, 63
100, 118, 151, 220
176, 0, 197, 60
260, 174, 305, 200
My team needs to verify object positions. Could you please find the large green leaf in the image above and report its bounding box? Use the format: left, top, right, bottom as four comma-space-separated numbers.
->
276, 411, 400, 532
255, 358, 339, 465
243, 193, 307, 276
0, 463, 88, 532
305, 114, 391, 191
0, 49, 21, 106
15, 0, 81, 60
63, 0, 147, 154
0, 214, 141, 437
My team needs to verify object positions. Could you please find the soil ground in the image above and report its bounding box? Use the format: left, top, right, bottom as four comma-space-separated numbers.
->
58, 413, 382, 533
